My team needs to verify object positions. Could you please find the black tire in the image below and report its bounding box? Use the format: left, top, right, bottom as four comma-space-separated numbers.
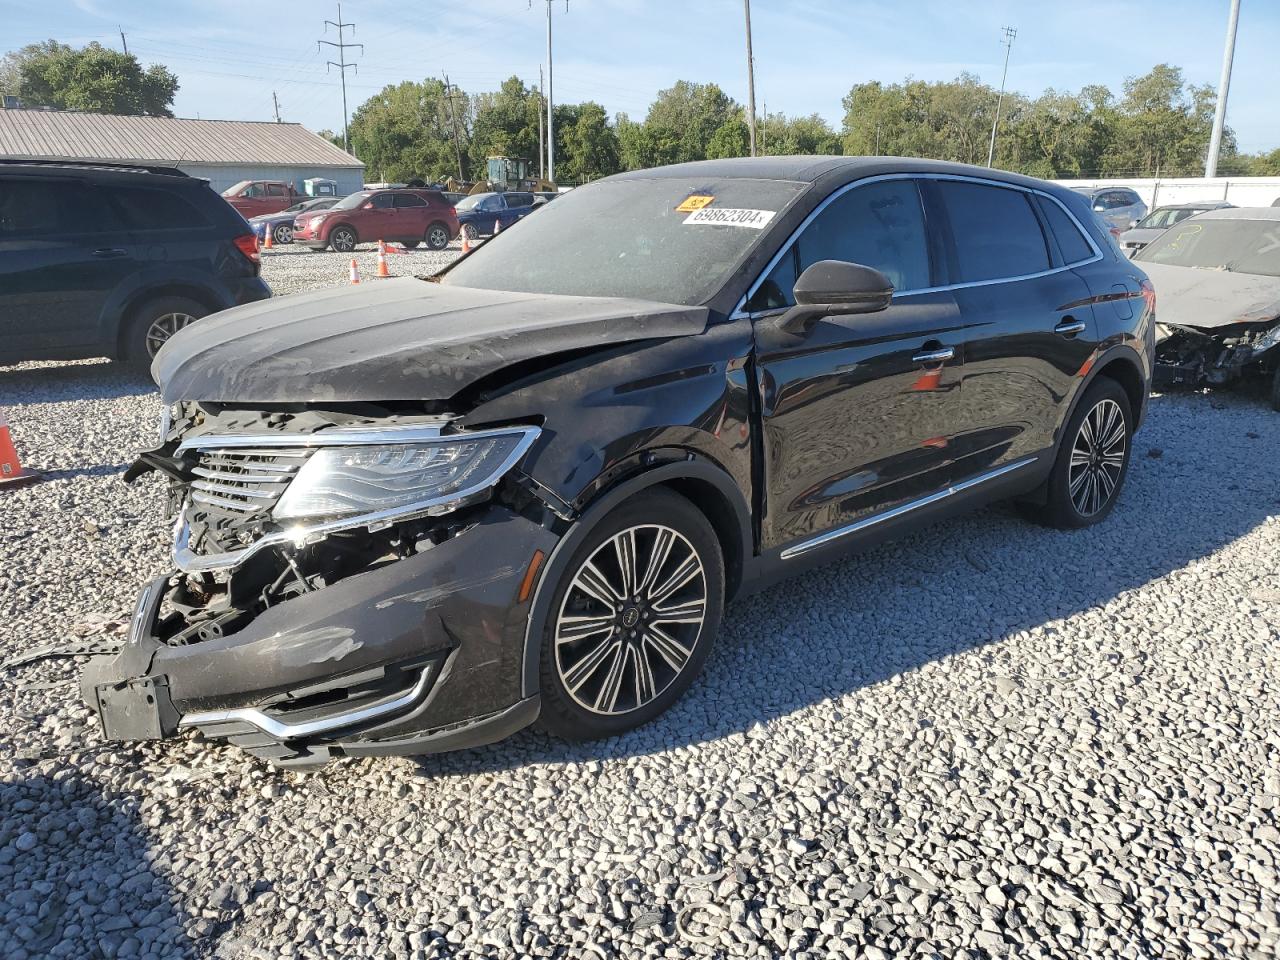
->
460, 222, 478, 242
121, 296, 208, 366
400, 240, 420, 250
425, 222, 451, 250
271, 223, 293, 245
538, 489, 724, 740
329, 225, 358, 253
1026, 377, 1133, 529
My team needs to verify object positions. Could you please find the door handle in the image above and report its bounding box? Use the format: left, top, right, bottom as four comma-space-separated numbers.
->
93, 247, 128, 258
1054, 318, 1087, 337
911, 346, 955, 365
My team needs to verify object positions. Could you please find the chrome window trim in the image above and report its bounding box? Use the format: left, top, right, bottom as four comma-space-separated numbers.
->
180, 664, 435, 740
173, 424, 541, 573
778, 456, 1039, 561
732, 172, 1103, 320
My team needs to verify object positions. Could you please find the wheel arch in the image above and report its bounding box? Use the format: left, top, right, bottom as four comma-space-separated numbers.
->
326, 220, 360, 244
113, 284, 222, 360
519, 456, 752, 699
1062, 344, 1148, 445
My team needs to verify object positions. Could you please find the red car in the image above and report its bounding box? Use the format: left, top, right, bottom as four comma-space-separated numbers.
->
221, 180, 304, 218
293, 189, 459, 252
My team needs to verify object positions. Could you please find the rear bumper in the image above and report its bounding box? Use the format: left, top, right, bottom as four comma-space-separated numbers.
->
81, 507, 558, 767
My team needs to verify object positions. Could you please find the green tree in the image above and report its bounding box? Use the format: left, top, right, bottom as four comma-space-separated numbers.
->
1101, 64, 1221, 177
759, 112, 841, 155
641, 80, 741, 165
2, 40, 177, 116
560, 101, 620, 182
706, 117, 749, 159
347, 79, 467, 183
469, 76, 540, 178
842, 75, 1003, 164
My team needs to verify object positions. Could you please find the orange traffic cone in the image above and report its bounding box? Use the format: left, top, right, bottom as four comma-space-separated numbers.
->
349, 259, 361, 284
376, 241, 390, 278
0, 411, 39, 489
262, 225, 273, 250
461, 230, 472, 254
493, 219, 501, 235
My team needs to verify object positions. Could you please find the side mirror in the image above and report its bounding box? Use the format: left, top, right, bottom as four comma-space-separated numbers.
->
1093, 204, 1106, 212
779, 260, 895, 335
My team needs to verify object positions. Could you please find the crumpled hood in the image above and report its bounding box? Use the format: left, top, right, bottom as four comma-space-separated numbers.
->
1141, 261, 1280, 330
153, 277, 709, 404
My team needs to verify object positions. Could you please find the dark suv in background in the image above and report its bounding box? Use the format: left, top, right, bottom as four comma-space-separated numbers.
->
86, 157, 1154, 768
0, 161, 269, 365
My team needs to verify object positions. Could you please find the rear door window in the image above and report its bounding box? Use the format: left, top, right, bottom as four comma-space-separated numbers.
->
266, 184, 288, 198
392, 193, 427, 208
110, 186, 213, 231
369, 193, 396, 209
507, 192, 535, 208
933, 181, 1051, 283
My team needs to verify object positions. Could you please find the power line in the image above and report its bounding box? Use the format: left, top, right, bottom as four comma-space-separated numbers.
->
986, 25, 1016, 168
317, 2, 363, 154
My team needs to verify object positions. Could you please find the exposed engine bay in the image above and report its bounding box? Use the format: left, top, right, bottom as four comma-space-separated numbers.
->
1154, 319, 1280, 410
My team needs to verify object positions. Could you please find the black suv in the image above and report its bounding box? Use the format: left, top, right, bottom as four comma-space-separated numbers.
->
84, 157, 1154, 768
0, 161, 269, 365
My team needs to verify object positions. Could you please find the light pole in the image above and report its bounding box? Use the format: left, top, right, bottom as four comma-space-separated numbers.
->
986, 26, 1016, 168
1205, 0, 1241, 178
743, 0, 758, 156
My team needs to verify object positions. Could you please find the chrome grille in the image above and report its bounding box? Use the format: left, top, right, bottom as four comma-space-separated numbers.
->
188, 448, 312, 516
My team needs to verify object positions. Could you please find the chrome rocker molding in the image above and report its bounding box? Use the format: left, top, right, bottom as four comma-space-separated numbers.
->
779, 456, 1039, 560
173, 423, 541, 573
179, 664, 436, 741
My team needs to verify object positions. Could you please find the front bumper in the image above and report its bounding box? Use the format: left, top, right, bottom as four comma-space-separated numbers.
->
81, 507, 557, 767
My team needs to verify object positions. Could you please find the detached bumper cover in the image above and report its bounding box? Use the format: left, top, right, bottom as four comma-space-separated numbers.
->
82, 507, 557, 764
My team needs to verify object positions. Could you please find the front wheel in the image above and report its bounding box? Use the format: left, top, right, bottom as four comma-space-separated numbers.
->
425, 222, 451, 250
538, 489, 724, 740
271, 223, 293, 245
329, 226, 357, 253
1026, 377, 1133, 529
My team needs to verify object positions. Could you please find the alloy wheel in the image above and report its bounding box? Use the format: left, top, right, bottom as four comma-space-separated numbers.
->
1068, 397, 1126, 517
331, 228, 356, 252
428, 225, 449, 249
554, 524, 708, 717
461, 223, 478, 241
274, 224, 293, 244
145, 312, 196, 358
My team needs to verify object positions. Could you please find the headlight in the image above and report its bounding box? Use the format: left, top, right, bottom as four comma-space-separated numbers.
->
1251, 324, 1280, 356
272, 429, 537, 522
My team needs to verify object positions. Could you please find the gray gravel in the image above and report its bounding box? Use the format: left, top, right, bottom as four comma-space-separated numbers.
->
1, 249, 1278, 958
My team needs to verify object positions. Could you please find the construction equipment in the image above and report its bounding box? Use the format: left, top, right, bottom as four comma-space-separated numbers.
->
467, 157, 557, 195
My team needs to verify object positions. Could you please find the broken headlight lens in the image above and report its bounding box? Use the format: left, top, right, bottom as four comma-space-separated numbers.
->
1250, 324, 1280, 356
272, 431, 533, 522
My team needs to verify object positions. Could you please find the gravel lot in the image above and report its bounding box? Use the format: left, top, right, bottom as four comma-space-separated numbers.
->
1, 248, 1278, 959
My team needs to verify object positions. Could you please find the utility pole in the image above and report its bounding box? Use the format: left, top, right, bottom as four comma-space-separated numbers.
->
532, 2, 567, 183
538, 65, 546, 181
441, 73, 465, 183
761, 100, 766, 155
1205, 0, 1241, 178
272, 91, 281, 123
318, 2, 363, 154
986, 25, 1016, 168
118, 28, 128, 55
743, 0, 758, 156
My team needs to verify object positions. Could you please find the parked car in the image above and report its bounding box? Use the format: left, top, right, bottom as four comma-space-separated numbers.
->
250, 197, 342, 245
1119, 202, 1233, 256
1072, 186, 1148, 234
221, 180, 306, 218
1137, 207, 1280, 409
454, 191, 538, 239
0, 160, 269, 365
84, 157, 1153, 768
442, 191, 469, 206
292, 188, 459, 252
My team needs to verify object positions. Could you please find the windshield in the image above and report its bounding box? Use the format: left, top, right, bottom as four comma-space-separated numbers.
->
1136, 218, 1280, 278
1136, 207, 1204, 230
332, 191, 372, 211
454, 194, 487, 211
222, 180, 252, 197
441, 178, 806, 304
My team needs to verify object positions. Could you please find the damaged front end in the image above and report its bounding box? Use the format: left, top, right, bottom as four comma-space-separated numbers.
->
82, 403, 558, 767
1154, 319, 1280, 404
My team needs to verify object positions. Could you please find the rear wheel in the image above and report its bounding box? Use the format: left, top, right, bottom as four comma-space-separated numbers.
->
425, 222, 450, 250
400, 240, 420, 250
538, 489, 724, 740
271, 223, 293, 245
329, 225, 357, 253
122, 296, 208, 365
460, 222, 478, 242
1025, 377, 1132, 529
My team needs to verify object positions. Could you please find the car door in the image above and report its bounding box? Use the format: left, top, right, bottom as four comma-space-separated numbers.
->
237, 183, 269, 218
924, 178, 1100, 473
264, 183, 291, 214
360, 192, 397, 239
391, 192, 429, 240
0, 175, 141, 358
751, 177, 965, 550
504, 193, 534, 227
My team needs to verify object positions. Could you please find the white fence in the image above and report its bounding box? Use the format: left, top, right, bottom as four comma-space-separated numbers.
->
1053, 177, 1280, 210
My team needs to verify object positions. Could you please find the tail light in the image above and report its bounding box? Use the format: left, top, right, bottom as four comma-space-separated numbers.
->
232, 233, 260, 265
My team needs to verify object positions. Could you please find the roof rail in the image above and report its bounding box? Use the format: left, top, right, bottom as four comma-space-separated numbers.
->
0, 158, 189, 177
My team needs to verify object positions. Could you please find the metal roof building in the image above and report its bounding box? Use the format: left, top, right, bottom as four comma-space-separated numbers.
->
0, 108, 365, 194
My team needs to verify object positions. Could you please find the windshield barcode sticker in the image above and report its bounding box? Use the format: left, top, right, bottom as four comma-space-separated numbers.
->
683, 207, 776, 229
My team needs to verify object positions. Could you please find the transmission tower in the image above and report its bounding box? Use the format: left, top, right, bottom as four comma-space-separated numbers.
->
318, 2, 363, 154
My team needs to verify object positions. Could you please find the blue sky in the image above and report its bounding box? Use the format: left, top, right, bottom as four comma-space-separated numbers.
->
7, 0, 1279, 154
